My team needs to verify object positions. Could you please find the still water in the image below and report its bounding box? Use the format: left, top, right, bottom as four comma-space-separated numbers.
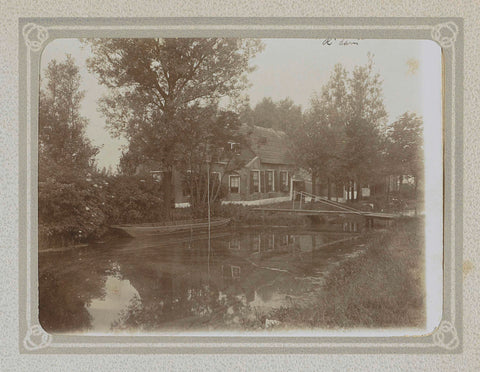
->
39, 226, 368, 334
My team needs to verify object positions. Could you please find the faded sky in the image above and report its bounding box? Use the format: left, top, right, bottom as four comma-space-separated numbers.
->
41, 38, 439, 170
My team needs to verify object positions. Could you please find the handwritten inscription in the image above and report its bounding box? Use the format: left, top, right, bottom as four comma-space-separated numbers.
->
322, 39, 359, 46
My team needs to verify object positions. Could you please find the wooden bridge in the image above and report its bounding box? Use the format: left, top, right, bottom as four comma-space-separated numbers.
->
253, 191, 400, 228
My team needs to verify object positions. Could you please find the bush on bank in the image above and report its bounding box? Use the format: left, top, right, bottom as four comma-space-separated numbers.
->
38, 171, 165, 249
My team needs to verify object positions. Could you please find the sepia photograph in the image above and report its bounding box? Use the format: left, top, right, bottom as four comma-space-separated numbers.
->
37, 36, 442, 336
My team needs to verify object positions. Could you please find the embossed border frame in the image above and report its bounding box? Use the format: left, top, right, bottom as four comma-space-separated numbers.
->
18, 17, 463, 354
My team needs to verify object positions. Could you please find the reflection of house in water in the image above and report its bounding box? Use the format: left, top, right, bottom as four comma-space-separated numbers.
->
343, 221, 359, 232
228, 239, 240, 250
230, 265, 241, 280
224, 230, 336, 259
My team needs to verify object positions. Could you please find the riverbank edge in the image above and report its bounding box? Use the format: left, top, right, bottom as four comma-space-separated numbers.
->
258, 216, 425, 330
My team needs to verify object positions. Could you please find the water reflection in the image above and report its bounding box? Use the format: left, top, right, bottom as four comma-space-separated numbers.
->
39, 227, 366, 333
87, 276, 139, 332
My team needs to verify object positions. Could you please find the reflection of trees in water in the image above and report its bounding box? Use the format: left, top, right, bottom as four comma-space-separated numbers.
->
109, 241, 262, 330
39, 250, 110, 333
39, 230, 365, 332
111, 281, 225, 330
110, 230, 354, 331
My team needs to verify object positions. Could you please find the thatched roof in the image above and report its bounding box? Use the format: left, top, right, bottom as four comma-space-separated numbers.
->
239, 124, 294, 165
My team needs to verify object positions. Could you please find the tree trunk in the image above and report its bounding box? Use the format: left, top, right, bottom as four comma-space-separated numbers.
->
386, 176, 390, 203
163, 170, 173, 219
311, 171, 317, 199
356, 180, 362, 201
350, 180, 355, 203
414, 176, 418, 215
327, 177, 331, 200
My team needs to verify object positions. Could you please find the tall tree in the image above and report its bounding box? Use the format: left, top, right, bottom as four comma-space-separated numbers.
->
305, 64, 349, 198
288, 112, 337, 196
38, 56, 100, 247
175, 105, 245, 215
294, 58, 387, 201
86, 38, 263, 216
250, 97, 278, 128
386, 112, 424, 195
343, 55, 387, 200
276, 98, 303, 132
39, 55, 99, 180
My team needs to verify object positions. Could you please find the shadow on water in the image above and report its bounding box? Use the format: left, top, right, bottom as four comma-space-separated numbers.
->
39, 221, 372, 333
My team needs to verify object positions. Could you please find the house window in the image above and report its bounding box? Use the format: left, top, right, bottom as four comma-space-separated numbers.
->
268, 234, 274, 249
229, 175, 240, 193
250, 170, 260, 193
254, 235, 261, 252
231, 265, 241, 280
280, 171, 289, 192
266, 170, 274, 192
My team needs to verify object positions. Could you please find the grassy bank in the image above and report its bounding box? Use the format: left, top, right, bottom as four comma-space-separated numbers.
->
263, 217, 425, 329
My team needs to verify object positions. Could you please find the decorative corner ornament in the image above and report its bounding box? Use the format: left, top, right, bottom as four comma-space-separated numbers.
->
22, 23, 49, 52
432, 320, 460, 350
23, 325, 52, 351
431, 22, 458, 48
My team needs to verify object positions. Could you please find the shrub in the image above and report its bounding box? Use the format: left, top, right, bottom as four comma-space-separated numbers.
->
38, 172, 166, 249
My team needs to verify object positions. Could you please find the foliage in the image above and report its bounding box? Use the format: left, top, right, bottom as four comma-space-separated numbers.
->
38, 56, 168, 249
342, 56, 387, 190
240, 96, 303, 132
38, 174, 106, 248
386, 112, 424, 184
39, 55, 99, 174
38, 56, 101, 248
101, 174, 165, 225
85, 38, 264, 216
287, 64, 347, 195
174, 105, 246, 216
290, 58, 388, 200
39, 171, 166, 249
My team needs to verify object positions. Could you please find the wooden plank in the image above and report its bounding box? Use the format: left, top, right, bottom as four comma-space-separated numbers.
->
252, 208, 400, 219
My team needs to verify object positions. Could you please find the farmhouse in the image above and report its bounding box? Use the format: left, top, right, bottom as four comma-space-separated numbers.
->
221, 125, 296, 202
145, 124, 297, 206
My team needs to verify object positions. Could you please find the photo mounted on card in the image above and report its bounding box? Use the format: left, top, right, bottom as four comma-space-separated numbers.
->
19, 18, 463, 353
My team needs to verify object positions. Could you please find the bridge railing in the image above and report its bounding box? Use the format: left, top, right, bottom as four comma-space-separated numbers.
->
292, 190, 363, 215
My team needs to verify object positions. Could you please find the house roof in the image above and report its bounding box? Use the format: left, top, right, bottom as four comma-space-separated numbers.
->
239, 124, 295, 165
